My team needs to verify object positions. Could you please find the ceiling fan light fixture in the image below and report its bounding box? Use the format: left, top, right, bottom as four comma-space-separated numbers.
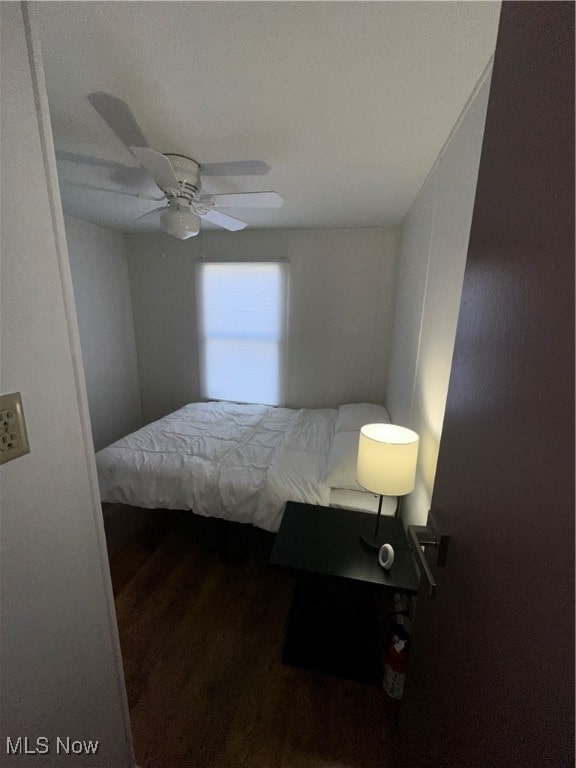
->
160, 206, 200, 239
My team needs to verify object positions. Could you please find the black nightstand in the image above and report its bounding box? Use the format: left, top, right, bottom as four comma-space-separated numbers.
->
270, 501, 420, 686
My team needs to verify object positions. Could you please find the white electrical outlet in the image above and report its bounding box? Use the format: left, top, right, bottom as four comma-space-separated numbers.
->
0, 392, 30, 465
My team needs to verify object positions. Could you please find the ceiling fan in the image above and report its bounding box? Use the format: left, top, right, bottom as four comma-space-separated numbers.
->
58, 92, 283, 239
123, 147, 283, 239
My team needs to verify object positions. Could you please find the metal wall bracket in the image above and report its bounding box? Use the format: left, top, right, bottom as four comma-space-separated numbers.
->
407, 511, 451, 598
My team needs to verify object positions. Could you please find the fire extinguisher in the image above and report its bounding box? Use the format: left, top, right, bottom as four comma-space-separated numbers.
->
383, 624, 409, 700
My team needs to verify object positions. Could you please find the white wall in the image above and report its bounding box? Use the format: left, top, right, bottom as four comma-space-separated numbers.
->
387, 66, 493, 527
65, 216, 142, 450
0, 4, 134, 765
125, 232, 202, 423
126, 227, 398, 423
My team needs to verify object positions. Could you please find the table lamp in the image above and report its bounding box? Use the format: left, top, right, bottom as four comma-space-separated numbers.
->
357, 423, 419, 550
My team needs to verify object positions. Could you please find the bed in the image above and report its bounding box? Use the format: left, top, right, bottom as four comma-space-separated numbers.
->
96, 400, 395, 533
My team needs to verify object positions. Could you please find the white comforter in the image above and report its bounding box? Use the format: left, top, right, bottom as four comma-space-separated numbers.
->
96, 401, 337, 532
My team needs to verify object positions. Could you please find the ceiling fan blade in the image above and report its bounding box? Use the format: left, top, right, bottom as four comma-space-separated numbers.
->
88, 92, 149, 149
200, 209, 247, 232
133, 206, 168, 222
60, 181, 165, 201
56, 149, 129, 171
200, 160, 270, 177
203, 191, 283, 209
56, 149, 152, 188
130, 147, 180, 194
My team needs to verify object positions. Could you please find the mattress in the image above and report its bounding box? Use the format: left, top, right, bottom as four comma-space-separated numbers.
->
96, 401, 338, 532
328, 488, 397, 516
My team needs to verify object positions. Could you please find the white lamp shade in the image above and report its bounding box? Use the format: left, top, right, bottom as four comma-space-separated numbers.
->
357, 423, 419, 496
160, 206, 200, 239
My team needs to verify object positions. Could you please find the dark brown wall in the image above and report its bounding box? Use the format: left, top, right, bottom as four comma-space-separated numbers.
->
394, 3, 574, 766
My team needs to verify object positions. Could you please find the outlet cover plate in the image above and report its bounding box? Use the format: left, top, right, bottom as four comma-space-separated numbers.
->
0, 392, 30, 465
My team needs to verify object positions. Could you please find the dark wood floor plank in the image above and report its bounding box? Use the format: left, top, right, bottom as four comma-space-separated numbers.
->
111, 512, 397, 768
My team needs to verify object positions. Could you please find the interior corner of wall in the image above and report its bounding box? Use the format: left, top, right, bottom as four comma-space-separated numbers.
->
402, 477, 431, 529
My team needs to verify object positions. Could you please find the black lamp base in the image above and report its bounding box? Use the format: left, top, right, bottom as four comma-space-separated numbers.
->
359, 495, 400, 552
359, 534, 383, 551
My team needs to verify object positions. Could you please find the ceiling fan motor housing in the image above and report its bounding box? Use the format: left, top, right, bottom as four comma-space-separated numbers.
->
164, 154, 201, 201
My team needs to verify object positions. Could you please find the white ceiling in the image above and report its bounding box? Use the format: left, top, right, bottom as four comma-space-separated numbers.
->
35, 1, 500, 233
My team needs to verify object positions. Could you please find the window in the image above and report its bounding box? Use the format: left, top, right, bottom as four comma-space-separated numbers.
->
198, 262, 286, 406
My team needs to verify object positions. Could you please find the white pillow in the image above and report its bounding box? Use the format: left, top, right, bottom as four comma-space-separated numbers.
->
323, 431, 363, 490
335, 403, 391, 434
323, 403, 392, 490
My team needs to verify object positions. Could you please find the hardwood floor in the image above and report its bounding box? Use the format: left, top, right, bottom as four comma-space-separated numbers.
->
109, 511, 399, 768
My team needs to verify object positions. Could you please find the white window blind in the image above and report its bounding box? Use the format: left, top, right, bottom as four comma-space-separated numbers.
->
199, 262, 286, 406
